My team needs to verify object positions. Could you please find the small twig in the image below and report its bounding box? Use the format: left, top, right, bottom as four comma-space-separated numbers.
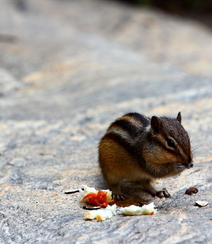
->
83, 206, 101, 210
64, 190, 80, 194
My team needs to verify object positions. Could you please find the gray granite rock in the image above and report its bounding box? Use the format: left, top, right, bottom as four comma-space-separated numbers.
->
0, 0, 212, 243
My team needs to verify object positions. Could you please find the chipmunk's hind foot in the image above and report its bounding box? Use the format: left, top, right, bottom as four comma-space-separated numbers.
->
112, 193, 126, 201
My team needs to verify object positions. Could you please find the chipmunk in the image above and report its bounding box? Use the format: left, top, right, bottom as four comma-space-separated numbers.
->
98, 112, 193, 200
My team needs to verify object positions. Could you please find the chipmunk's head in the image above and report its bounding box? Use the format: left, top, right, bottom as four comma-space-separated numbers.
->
149, 112, 193, 170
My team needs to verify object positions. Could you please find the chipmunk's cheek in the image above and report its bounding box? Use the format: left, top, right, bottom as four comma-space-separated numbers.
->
174, 162, 187, 172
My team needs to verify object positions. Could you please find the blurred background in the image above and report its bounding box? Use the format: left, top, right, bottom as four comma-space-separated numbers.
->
1, 0, 212, 151
1, 0, 212, 118
116, 0, 212, 14
1, 0, 212, 154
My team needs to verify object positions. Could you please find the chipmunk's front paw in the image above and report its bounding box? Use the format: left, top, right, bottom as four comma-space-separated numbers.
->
152, 188, 170, 198
175, 162, 187, 172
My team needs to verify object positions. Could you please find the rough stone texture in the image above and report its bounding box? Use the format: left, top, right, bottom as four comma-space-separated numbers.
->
0, 0, 212, 243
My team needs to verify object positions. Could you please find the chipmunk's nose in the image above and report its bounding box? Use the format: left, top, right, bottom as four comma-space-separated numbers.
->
186, 155, 193, 168
187, 163, 193, 169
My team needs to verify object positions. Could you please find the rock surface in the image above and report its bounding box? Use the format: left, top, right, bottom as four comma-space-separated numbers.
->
0, 0, 212, 243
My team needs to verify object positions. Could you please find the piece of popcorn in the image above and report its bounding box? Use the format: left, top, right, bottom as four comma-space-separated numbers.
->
84, 204, 117, 221
118, 202, 156, 216
79, 185, 97, 198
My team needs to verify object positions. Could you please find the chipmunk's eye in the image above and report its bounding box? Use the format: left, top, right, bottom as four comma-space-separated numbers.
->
167, 139, 175, 148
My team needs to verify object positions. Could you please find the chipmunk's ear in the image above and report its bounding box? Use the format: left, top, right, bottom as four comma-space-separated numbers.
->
151, 116, 161, 135
176, 112, 182, 123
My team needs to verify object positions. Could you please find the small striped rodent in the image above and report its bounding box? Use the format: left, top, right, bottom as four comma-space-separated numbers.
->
99, 112, 193, 200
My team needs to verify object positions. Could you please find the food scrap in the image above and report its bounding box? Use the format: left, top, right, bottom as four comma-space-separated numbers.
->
118, 202, 156, 216
79, 185, 98, 197
80, 185, 113, 208
195, 201, 208, 207
84, 202, 156, 221
82, 191, 114, 208
185, 187, 198, 195
85, 204, 117, 221
79, 185, 156, 221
